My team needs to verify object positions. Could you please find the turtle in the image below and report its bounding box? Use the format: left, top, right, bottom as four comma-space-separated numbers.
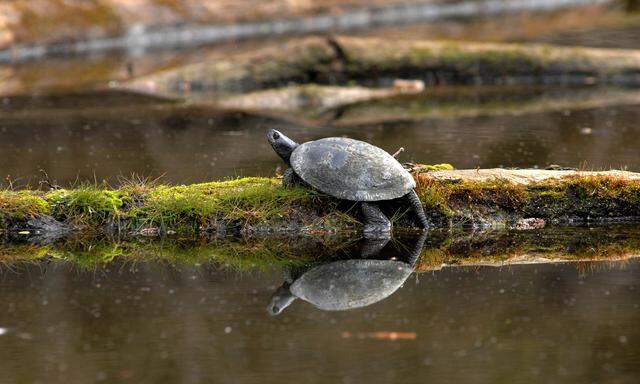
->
267, 233, 426, 315
266, 129, 429, 237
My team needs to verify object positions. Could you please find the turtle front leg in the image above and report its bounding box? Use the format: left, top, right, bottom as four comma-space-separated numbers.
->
405, 189, 429, 229
282, 168, 301, 188
361, 202, 392, 238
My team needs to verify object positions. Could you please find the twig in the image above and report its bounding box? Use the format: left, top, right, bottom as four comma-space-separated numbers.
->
392, 147, 405, 158
38, 169, 61, 190
4, 175, 13, 190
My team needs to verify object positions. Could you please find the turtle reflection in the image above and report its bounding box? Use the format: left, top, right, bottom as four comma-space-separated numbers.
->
267, 234, 426, 315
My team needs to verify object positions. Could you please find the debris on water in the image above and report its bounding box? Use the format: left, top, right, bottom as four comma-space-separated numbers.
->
341, 331, 417, 340
224, 326, 232, 334
580, 127, 593, 135
0, 327, 7, 336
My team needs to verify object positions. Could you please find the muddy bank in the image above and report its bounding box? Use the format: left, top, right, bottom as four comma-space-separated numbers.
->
2, 169, 640, 243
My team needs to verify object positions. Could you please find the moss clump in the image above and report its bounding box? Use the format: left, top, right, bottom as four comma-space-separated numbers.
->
524, 176, 640, 219
135, 177, 322, 232
415, 176, 528, 224
412, 163, 454, 172
46, 187, 126, 225
0, 191, 49, 221
415, 173, 640, 227
447, 179, 528, 210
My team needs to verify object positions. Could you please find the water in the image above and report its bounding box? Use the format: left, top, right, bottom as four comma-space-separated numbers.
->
1, 87, 639, 186
1, 255, 640, 383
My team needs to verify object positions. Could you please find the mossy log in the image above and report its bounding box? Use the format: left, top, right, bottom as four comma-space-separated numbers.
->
124, 36, 640, 108
2, 169, 640, 244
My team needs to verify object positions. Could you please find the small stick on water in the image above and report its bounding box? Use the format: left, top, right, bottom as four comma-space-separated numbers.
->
392, 147, 405, 158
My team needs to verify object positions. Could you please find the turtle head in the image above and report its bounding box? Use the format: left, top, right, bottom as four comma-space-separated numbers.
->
267, 129, 298, 164
267, 283, 296, 316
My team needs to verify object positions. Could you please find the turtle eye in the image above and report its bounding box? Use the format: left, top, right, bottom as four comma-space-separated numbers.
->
272, 131, 280, 140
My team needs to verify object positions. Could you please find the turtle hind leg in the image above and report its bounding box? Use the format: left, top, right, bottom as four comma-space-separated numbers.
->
405, 189, 429, 229
361, 202, 392, 238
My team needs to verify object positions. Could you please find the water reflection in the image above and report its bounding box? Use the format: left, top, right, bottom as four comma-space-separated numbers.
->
268, 234, 426, 315
2, 245, 640, 382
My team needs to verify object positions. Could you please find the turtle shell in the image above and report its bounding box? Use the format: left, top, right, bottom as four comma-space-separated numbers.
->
290, 137, 415, 201
290, 259, 413, 311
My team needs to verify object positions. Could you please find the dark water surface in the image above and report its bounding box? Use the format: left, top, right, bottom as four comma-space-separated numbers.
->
1, 87, 640, 186
1, 258, 640, 383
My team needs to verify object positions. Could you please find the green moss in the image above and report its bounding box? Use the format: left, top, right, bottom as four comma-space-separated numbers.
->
448, 179, 528, 210
137, 177, 320, 232
413, 163, 455, 172
524, 176, 640, 218
415, 174, 640, 225
415, 176, 528, 224
415, 179, 454, 223
46, 187, 126, 224
0, 191, 49, 221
